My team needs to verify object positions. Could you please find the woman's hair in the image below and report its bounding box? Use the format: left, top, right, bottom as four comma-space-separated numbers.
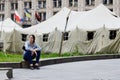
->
29, 34, 35, 43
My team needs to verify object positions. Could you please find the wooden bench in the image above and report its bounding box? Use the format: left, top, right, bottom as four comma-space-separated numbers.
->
0, 67, 13, 79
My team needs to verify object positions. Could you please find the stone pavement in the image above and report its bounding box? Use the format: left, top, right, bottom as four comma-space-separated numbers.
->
0, 70, 8, 80
11, 59, 120, 80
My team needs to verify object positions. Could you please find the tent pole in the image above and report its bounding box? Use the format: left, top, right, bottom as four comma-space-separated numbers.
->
58, 7, 73, 56
0, 19, 6, 56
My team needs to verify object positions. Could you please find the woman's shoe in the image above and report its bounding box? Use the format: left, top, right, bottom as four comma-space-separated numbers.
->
35, 66, 40, 69
34, 63, 40, 69
30, 66, 34, 70
30, 64, 34, 70
36, 66, 40, 69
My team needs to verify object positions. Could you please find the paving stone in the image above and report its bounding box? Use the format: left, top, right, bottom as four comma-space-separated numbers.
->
0, 70, 8, 80
11, 59, 120, 80
0, 67, 13, 79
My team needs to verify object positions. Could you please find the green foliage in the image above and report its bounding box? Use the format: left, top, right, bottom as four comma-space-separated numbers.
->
0, 52, 23, 62
95, 51, 118, 55
41, 53, 59, 58
0, 51, 84, 62
0, 51, 118, 62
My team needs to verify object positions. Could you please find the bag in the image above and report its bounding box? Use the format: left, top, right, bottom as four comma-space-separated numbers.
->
22, 45, 26, 51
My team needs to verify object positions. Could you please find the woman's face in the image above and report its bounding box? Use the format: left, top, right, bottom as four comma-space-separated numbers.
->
29, 35, 34, 44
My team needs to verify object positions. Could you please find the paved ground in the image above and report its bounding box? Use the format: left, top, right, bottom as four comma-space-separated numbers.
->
8, 59, 120, 80
0, 70, 8, 80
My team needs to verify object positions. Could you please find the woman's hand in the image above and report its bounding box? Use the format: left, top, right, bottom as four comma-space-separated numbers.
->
31, 49, 37, 56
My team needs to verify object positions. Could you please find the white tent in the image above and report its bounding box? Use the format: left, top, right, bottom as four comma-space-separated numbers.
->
0, 18, 22, 31
14, 4, 120, 54
67, 4, 120, 31
0, 18, 23, 52
16, 7, 70, 53
20, 7, 70, 34
65, 4, 120, 53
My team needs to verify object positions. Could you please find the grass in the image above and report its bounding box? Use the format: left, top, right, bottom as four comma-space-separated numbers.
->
0, 52, 23, 62
0, 52, 83, 62
0, 51, 117, 62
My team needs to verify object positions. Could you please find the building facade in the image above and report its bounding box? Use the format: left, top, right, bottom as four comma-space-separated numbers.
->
0, 0, 120, 27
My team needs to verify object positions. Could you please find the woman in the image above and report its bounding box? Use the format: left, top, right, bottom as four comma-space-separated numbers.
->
23, 34, 41, 70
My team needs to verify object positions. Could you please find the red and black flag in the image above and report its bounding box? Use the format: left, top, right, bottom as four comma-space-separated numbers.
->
35, 11, 41, 22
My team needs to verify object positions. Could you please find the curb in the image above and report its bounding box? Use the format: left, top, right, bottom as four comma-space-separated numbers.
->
40, 54, 120, 67
0, 54, 120, 68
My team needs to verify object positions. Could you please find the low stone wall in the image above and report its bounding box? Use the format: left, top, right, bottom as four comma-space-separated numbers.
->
40, 54, 120, 66
21, 54, 120, 68
0, 54, 120, 68
0, 62, 20, 68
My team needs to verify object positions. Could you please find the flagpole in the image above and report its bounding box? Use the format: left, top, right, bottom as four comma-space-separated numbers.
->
58, 5, 74, 56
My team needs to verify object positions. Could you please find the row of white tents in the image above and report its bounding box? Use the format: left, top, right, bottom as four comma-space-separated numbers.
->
1, 4, 120, 54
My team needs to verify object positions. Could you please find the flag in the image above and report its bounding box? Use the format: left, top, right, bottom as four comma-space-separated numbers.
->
35, 11, 41, 22
24, 8, 31, 18
14, 10, 25, 23
14, 11, 21, 22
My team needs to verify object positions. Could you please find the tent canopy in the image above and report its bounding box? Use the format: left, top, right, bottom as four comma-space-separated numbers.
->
67, 4, 120, 31
13, 4, 120, 53
0, 18, 22, 32
22, 4, 120, 34
22, 7, 70, 35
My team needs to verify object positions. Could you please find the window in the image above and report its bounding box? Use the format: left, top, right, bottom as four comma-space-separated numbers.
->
103, 0, 107, 4
29, 2, 32, 9
43, 1, 46, 8
11, 14, 14, 21
87, 31, 95, 40
11, 3, 18, 10
103, 0, 113, 5
109, 0, 113, 4
53, 11, 58, 15
24, 2, 31, 9
69, 0, 78, 7
24, 2, 27, 7
69, 0, 72, 7
21, 34, 28, 41
43, 34, 49, 42
58, 0, 61, 7
74, 0, 78, 7
86, 0, 89, 5
53, 0, 57, 7
43, 12, 46, 21
0, 14, 4, 21
91, 0, 95, 5
38, 0, 46, 8
109, 30, 117, 40
53, 0, 61, 8
11, 3, 14, 10
0, 3, 4, 11
63, 32, 69, 41
39, 12, 46, 21
109, 8, 113, 11
22, 24, 31, 28
86, 0, 95, 6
